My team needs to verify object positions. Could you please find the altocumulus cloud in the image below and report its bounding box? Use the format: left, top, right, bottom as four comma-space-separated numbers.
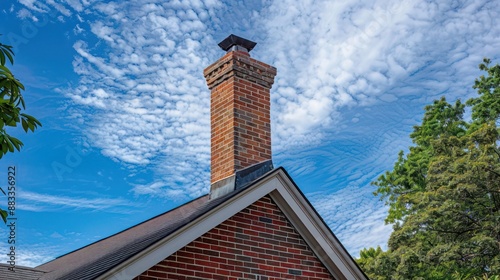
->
309, 185, 392, 257
16, 0, 500, 256
0, 238, 59, 268
18, 191, 134, 213
255, 0, 500, 252
18, 0, 500, 195
258, 0, 500, 149
54, 0, 224, 200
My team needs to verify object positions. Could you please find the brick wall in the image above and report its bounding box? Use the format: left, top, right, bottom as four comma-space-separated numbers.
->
204, 51, 277, 184
134, 195, 335, 280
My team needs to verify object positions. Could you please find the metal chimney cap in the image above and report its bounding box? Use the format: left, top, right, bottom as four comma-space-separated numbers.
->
218, 34, 257, 52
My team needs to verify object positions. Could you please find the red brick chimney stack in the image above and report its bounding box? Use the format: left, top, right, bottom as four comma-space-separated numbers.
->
204, 35, 277, 199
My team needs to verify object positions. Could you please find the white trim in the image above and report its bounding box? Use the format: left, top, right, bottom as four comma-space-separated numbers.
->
271, 174, 366, 279
99, 169, 366, 280
100, 175, 279, 280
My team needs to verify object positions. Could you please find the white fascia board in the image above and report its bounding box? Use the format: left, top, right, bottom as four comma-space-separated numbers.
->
99, 173, 280, 280
99, 168, 366, 280
270, 172, 367, 280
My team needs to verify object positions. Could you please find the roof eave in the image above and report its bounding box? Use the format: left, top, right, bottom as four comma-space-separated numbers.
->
98, 167, 367, 280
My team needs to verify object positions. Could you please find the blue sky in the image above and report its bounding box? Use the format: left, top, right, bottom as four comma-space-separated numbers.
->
0, 0, 499, 267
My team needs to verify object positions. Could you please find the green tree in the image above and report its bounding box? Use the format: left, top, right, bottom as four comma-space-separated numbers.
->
357, 246, 396, 280
373, 97, 468, 223
0, 37, 42, 223
359, 59, 500, 279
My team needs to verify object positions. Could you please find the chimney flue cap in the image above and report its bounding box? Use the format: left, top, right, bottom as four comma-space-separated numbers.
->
218, 34, 256, 53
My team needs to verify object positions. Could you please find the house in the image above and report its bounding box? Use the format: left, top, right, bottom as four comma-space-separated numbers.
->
0, 35, 367, 280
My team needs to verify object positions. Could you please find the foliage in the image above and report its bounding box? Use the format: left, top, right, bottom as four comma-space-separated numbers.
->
373, 97, 468, 223
0, 36, 41, 223
358, 58, 500, 279
0, 38, 42, 157
357, 246, 396, 280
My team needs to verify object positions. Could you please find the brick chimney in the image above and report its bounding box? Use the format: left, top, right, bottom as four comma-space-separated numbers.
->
204, 34, 277, 199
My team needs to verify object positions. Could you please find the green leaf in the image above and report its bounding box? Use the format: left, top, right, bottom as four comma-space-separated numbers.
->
4, 48, 13, 65
27, 120, 35, 132
7, 119, 16, 127
6, 138, 14, 152
0, 209, 7, 224
15, 79, 24, 91
21, 118, 28, 132
8, 136, 22, 151
0, 65, 13, 75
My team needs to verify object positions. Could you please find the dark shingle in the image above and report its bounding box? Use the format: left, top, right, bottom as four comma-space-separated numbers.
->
0, 263, 45, 280
35, 167, 274, 280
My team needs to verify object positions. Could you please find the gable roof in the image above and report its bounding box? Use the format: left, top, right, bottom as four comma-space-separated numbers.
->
36, 194, 217, 279
33, 167, 367, 280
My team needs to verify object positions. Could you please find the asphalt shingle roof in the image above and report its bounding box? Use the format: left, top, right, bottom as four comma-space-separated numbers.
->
0, 264, 45, 280
35, 165, 274, 280
0, 166, 368, 280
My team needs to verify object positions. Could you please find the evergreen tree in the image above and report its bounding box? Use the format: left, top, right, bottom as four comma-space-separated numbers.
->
359, 59, 500, 279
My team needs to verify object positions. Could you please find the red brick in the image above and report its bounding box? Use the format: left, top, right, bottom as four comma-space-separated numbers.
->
205, 51, 276, 184
133, 196, 334, 280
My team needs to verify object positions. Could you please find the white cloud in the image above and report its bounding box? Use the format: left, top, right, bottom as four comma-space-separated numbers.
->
276, 98, 433, 256
16, 8, 32, 19
0, 226, 58, 266
46, 0, 72, 17
61, 0, 500, 242
62, 0, 221, 199
17, 0, 500, 257
253, 0, 500, 255
18, 0, 49, 13
18, 190, 134, 212
258, 0, 500, 150
73, 23, 84, 34
50, 232, 64, 238
310, 184, 393, 256
131, 180, 198, 201
73, 41, 124, 78
17, 0, 92, 21
0, 245, 55, 267
65, 0, 84, 12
